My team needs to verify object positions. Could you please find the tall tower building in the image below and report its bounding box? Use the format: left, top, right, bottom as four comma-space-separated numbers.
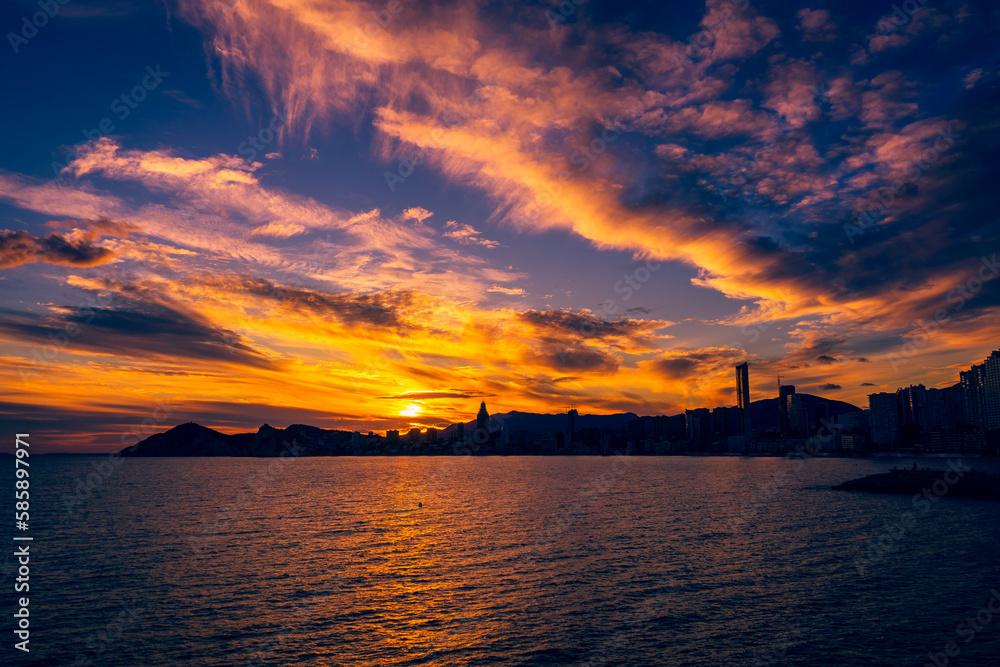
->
568, 408, 578, 440
735, 362, 751, 436
961, 366, 985, 426
983, 350, 1000, 429
787, 394, 809, 438
779, 385, 795, 437
712, 406, 731, 438
686, 408, 711, 449
897, 384, 926, 427
869, 392, 899, 448
476, 401, 490, 433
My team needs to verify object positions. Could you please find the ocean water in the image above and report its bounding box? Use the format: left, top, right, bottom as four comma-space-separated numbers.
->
7, 455, 1000, 666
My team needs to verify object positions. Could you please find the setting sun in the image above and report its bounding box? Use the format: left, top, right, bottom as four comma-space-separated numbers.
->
399, 403, 424, 417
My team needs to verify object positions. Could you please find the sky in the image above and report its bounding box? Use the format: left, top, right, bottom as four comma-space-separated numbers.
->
0, 0, 998, 451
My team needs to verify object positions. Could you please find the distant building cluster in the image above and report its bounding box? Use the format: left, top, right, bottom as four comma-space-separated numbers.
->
865, 349, 1000, 454
341, 350, 1000, 457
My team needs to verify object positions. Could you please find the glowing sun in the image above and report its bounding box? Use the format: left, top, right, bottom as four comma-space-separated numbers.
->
399, 403, 423, 417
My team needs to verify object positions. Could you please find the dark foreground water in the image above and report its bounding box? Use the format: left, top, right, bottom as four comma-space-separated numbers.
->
5, 455, 1000, 666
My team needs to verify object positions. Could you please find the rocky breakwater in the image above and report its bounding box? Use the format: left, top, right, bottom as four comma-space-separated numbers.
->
833, 464, 1000, 501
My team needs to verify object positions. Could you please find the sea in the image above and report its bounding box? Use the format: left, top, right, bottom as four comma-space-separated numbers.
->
6, 455, 1000, 666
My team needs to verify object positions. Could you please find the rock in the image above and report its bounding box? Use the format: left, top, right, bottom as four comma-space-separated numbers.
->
833, 468, 1000, 501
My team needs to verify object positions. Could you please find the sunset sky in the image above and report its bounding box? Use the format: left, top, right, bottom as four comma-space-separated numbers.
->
1, 0, 998, 451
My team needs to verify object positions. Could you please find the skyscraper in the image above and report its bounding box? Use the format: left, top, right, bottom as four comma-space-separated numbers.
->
923, 387, 951, 429
568, 408, 578, 440
983, 350, 1000, 429
897, 384, 926, 427
896, 384, 927, 447
735, 362, 751, 436
959, 350, 1000, 430
961, 366, 985, 426
869, 392, 899, 448
686, 408, 711, 449
787, 394, 809, 438
476, 401, 490, 433
779, 385, 795, 437
712, 406, 731, 438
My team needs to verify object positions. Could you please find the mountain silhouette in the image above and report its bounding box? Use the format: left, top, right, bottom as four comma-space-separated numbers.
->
748, 394, 860, 431
120, 422, 352, 457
